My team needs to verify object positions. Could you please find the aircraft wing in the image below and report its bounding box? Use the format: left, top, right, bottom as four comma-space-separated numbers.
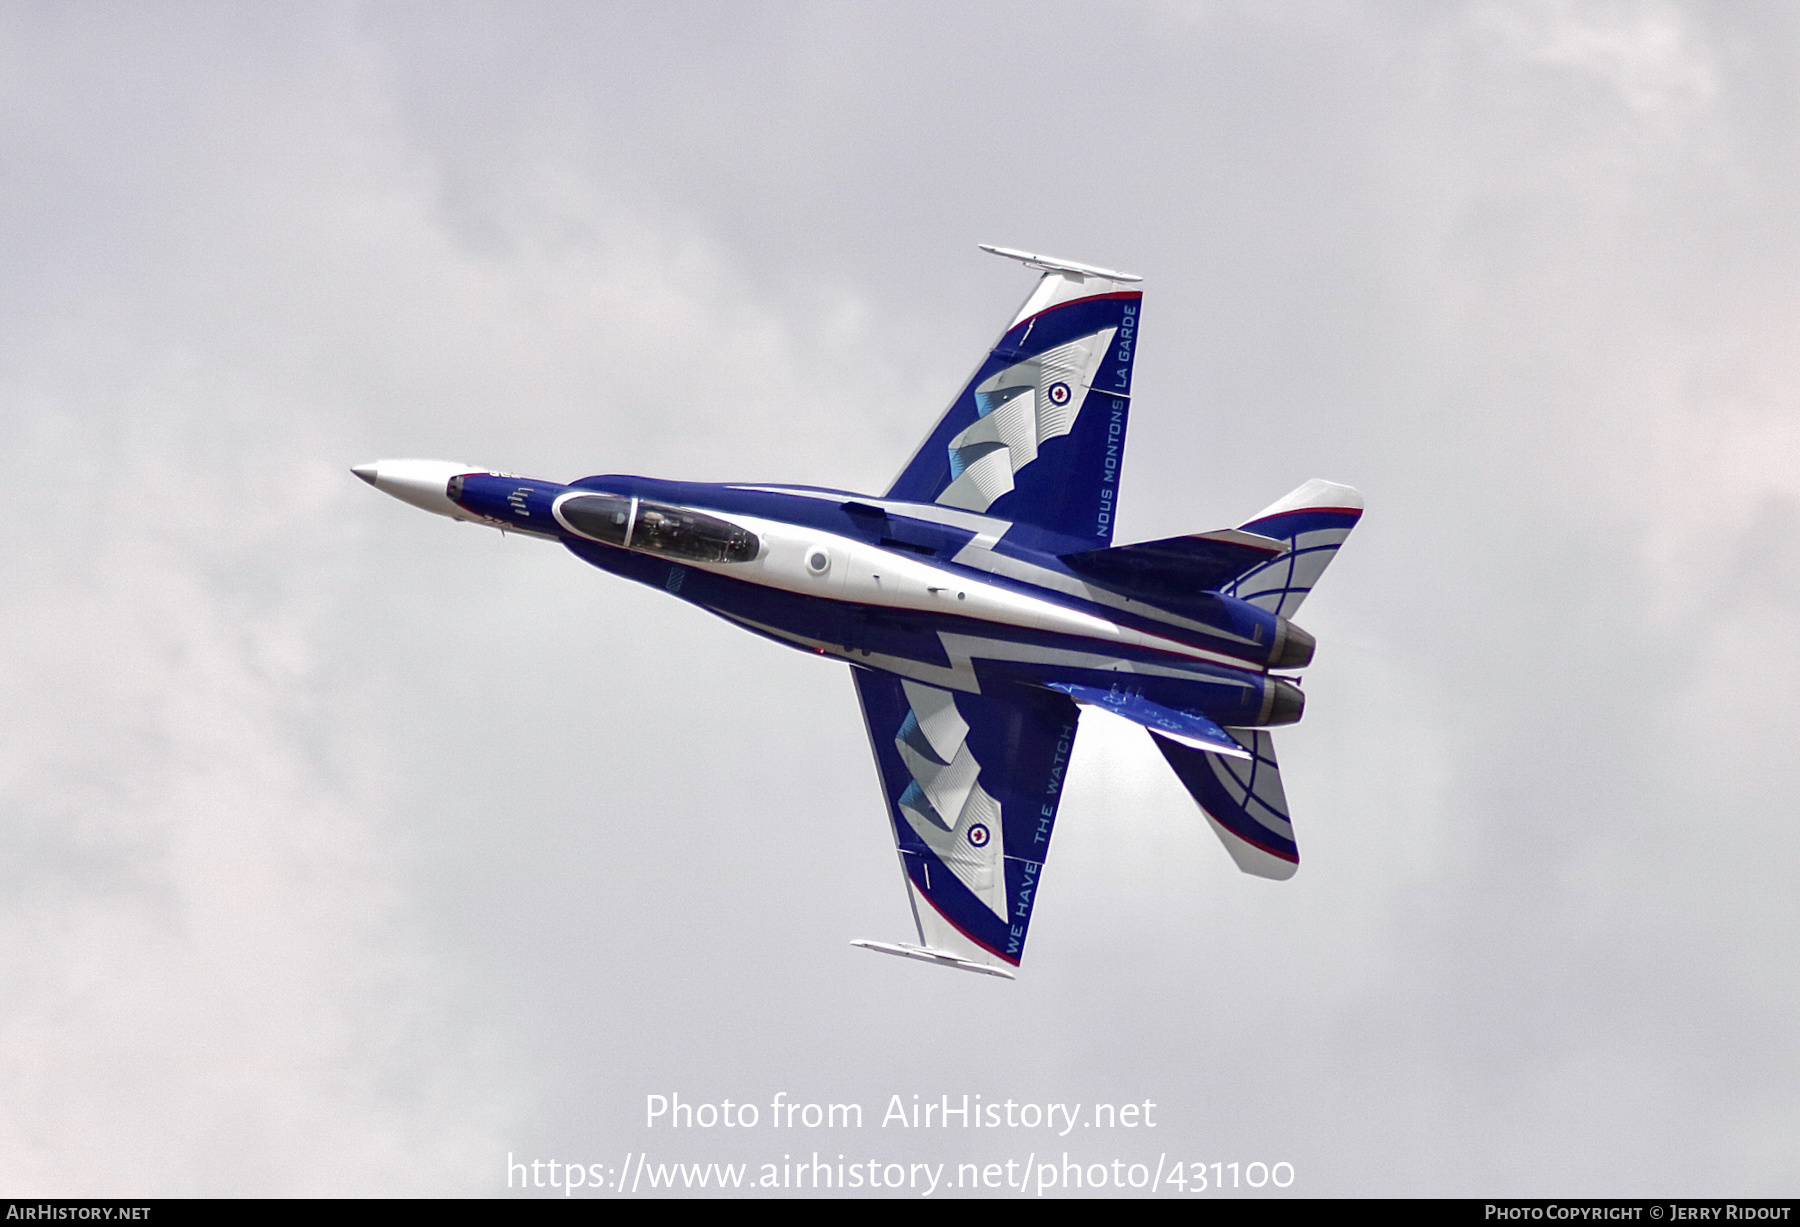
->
850, 668, 1080, 975
885, 247, 1143, 546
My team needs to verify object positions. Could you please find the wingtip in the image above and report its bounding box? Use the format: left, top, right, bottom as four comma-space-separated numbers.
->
977, 244, 1142, 283
850, 939, 1017, 979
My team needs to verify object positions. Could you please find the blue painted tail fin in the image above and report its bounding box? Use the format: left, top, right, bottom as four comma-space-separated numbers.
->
1154, 729, 1299, 880
885, 248, 1143, 545
1221, 480, 1364, 618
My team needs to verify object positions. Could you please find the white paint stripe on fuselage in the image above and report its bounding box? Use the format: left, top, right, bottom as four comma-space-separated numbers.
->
948, 537, 1264, 647
724, 486, 1263, 650
673, 515, 1252, 673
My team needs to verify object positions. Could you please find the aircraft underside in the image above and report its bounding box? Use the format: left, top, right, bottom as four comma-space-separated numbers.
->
568, 534, 1273, 724
354, 245, 1362, 976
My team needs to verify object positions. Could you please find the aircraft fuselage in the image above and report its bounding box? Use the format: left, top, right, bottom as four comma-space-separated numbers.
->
354, 246, 1362, 975
360, 459, 1305, 730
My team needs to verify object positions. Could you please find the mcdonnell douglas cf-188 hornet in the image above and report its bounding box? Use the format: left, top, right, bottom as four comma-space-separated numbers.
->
355, 246, 1362, 979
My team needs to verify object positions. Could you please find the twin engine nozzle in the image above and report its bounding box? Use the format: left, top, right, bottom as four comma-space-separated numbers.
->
1263, 618, 1311, 725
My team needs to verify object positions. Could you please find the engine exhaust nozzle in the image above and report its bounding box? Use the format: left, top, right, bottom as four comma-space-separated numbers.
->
1257, 677, 1306, 726
1268, 618, 1316, 670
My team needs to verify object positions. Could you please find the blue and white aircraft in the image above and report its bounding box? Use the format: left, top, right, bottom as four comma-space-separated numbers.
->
355, 246, 1361, 979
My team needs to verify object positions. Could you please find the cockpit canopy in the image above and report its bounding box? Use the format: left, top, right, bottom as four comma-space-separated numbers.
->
559, 492, 632, 544
559, 493, 759, 564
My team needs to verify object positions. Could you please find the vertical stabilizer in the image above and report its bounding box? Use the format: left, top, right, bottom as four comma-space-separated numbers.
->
1152, 729, 1298, 879
1222, 479, 1363, 618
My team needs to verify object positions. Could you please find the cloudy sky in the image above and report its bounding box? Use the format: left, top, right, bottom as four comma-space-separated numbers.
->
3, 0, 1797, 1198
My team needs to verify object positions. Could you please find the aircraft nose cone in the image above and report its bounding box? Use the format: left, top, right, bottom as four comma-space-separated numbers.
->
350, 458, 481, 518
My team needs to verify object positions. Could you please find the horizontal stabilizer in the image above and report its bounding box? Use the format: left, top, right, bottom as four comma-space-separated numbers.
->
850, 939, 1018, 979
1048, 682, 1250, 758
1060, 528, 1285, 600
1153, 729, 1298, 879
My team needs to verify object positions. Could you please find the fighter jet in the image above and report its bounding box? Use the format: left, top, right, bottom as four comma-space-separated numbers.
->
354, 246, 1362, 979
